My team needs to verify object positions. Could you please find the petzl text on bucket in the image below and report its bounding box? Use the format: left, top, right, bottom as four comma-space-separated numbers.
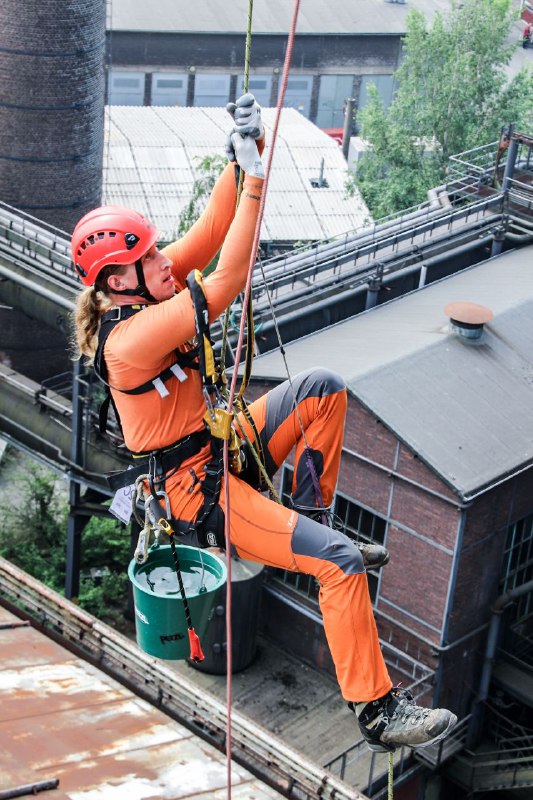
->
128, 545, 227, 660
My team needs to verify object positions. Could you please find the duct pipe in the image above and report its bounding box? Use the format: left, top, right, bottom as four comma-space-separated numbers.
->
468, 578, 533, 746
502, 133, 519, 194
427, 184, 452, 209
259, 197, 503, 286
0, 780, 60, 800
342, 98, 356, 160
255, 217, 498, 317
242, 234, 495, 354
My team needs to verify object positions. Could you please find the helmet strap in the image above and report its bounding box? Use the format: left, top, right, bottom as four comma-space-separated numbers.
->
110, 259, 158, 304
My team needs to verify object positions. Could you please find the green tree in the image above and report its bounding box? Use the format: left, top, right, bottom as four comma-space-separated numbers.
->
350, 0, 533, 218
0, 460, 68, 592
0, 455, 131, 629
176, 154, 227, 274
177, 155, 227, 235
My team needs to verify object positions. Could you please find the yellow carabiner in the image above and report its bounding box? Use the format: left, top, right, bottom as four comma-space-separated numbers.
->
158, 518, 173, 535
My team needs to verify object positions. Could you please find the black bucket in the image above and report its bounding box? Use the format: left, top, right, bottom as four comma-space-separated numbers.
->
189, 555, 265, 674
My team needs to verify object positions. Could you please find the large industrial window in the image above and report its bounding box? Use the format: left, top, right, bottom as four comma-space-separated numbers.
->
501, 513, 533, 622
270, 465, 385, 603
237, 75, 273, 108
151, 73, 188, 107
315, 74, 354, 129
278, 76, 313, 118
193, 73, 231, 107
108, 71, 145, 105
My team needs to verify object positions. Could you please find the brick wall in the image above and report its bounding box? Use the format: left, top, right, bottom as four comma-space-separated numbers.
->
248, 376, 533, 715
0, 0, 105, 232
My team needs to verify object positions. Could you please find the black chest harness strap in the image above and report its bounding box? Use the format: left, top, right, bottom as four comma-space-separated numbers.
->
96, 271, 243, 549
95, 304, 200, 436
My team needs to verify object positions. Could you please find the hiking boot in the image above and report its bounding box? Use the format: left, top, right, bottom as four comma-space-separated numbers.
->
352, 687, 458, 752
297, 506, 390, 570
357, 542, 390, 569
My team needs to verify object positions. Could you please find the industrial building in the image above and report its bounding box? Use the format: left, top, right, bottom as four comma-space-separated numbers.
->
1, 0, 533, 796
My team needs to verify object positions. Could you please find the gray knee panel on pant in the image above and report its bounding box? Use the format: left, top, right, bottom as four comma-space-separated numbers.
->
264, 367, 346, 443
292, 514, 365, 575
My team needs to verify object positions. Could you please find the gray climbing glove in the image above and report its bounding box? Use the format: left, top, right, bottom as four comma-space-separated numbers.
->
225, 130, 265, 179
226, 92, 264, 140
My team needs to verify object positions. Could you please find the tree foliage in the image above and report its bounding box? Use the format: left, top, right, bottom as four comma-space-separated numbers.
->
175, 154, 227, 274
177, 154, 227, 237
350, 0, 533, 218
0, 455, 131, 629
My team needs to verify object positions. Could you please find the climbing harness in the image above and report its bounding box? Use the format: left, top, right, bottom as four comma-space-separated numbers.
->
186, 269, 245, 478
94, 303, 199, 436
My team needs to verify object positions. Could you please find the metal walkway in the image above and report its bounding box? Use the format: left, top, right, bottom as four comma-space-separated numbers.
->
2, 136, 533, 350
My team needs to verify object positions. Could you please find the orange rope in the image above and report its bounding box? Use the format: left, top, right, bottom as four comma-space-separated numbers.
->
223, 1, 301, 796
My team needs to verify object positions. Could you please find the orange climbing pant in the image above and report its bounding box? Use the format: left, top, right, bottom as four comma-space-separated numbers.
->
163, 368, 392, 703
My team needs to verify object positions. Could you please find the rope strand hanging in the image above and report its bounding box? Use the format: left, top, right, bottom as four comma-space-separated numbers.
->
222, 2, 254, 796
222, 2, 301, 797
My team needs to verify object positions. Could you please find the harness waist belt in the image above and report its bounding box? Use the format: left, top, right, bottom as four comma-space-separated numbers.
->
107, 428, 210, 492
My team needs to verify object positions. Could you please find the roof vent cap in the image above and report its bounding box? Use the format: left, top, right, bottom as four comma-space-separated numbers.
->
444, 301, 493, 342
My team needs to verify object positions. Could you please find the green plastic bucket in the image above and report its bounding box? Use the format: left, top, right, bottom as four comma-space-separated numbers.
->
128, 544, 227, 660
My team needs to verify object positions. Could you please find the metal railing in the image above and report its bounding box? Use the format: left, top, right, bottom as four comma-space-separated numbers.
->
452, 742, 533, 791
0, 199, 73, 279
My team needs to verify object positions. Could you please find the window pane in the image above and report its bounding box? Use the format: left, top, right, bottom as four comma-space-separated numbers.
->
501, 513, 533, 624
271, 476, 386, 606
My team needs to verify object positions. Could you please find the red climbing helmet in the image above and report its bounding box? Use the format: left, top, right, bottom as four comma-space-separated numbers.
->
71, 205, 159, 286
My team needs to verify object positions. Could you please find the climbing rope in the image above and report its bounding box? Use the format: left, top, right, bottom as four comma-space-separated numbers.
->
223, 2, 301, 797
388, 752, 394, 800
220, 0, 254, 377
223, 3, 254, 795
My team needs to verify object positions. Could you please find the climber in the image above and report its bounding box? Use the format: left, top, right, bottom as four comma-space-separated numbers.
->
71, 94, 457, 752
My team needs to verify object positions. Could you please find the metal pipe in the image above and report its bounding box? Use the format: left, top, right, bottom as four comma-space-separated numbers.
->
258, 195, 502, 286
0, 780, 60, 799
0, 263, 75, 310
505, 230, 533, 243
468, 578, 533, 746
256, 191, 503, 284
502, 132, 519, 193
434, 509, 468, 704
342, 97, 355, 160
253, 232, 495, 345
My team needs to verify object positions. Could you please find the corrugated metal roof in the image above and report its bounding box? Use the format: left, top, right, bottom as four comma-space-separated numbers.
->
0, 604, 286, 800
248, 246, 533, 499
110, 0, 451, 35
103, 106, 368, 243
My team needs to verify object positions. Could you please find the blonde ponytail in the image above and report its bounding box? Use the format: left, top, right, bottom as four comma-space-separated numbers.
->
72, 263, 127, 363
73, 286, 112, 363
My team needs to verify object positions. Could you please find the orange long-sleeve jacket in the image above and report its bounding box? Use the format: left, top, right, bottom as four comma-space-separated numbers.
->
103, 164, 264, 454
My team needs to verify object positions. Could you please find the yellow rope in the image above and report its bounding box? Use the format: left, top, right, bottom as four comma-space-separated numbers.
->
220, 0, 254, 376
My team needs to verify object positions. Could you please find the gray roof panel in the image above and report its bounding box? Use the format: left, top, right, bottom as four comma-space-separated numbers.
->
249, 246, 533, 499
103, 105, 368, 242
110, 0, 451, 35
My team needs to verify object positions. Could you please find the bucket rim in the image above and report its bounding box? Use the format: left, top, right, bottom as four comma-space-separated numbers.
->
128, 544, 227, 598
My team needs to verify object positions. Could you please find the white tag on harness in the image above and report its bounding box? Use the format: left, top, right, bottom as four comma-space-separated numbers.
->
170, 363, 188, 382
109, 483, 134, 524
152, 377, 170, 398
